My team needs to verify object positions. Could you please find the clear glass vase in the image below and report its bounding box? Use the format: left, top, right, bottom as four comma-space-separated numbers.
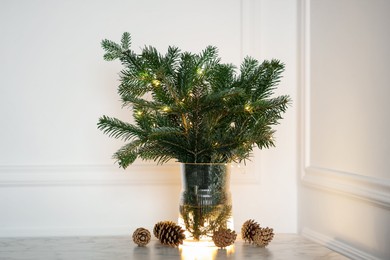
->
178, 163, 233, 243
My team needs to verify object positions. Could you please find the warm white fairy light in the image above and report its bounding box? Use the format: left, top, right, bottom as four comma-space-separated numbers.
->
161, 106, 170, 112
196, 67, 204, 76
152, 79, 161, 87
244, 104, 252, 112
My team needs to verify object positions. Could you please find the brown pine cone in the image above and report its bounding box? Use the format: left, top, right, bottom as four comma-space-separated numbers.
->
241, 219, 261, 243
253, 227, 274, 247
153, 221, 176, 239
132, 227, 151, 246
155, 221, 185, 247
212, 229, 237, 248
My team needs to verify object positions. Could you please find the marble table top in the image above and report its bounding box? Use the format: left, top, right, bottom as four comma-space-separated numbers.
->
0, 234, 348, 260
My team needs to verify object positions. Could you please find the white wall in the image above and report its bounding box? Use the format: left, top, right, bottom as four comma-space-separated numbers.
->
0, 0, 298, 236
299, 0, 390, 259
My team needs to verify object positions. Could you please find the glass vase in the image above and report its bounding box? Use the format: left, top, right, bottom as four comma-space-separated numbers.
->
178, 163, 233, 243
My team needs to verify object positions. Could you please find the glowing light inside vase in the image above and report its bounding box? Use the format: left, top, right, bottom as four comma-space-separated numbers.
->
178, 215, 234, 244
179, 241, 235, 260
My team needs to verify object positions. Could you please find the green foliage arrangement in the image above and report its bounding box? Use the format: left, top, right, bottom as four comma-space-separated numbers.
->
98, 33, 290, 168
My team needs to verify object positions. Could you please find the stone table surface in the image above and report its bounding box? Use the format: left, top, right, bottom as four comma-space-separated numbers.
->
0, 234, 349, 260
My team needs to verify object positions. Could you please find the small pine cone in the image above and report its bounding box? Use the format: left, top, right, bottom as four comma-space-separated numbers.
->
132, 228, 151, 246
212, 229, 237, 248
241, 219, 261, 243
153, 221, 176, 239
155, 221, 185, 247
253, 227, 274, 247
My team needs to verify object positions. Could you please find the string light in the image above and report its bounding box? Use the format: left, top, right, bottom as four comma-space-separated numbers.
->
152, 79, 161, 87
244, 104, 252, 112
196, 67, 204, 76
136, 110, 143, 116
161, 106, 170, 112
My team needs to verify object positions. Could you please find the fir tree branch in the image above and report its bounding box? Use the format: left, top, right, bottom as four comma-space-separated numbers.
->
101, 38, 122, 61
98, 33, 291, 167
121, 32, 131, 50
97, 115, 145, 141
114, 139, 142, 168
121, 95, 161, 110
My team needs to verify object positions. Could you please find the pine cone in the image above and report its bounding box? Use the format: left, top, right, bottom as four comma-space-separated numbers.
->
241, 219, 261, 243
153, 221, 176, 238
212, 229, 237, 248
253, 227, 274, 247
132, 227, 151, 246
154, 221, 185, 247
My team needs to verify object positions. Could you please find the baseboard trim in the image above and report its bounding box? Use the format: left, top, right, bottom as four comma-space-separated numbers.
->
302, 228, 380, 260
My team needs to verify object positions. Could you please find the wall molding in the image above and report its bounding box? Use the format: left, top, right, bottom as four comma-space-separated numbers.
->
0, 163, 259, 186
303, 166, 390, 208
302, 227, 380, 260
299, 0, 390, 208
0, 164, 180, 186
